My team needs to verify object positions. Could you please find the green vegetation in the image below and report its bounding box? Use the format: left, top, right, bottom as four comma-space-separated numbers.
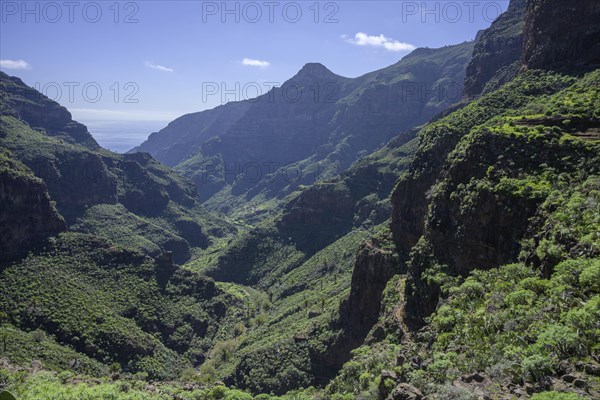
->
427, 260, 599, 382
0, 233, 249, 381
1, 3, 600, 397
0, 324, 104, 374
71, 204, 183, 257
0, 73, 238, 264
320, 69, 600, 400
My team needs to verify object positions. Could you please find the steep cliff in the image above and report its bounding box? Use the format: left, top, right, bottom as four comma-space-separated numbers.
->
395, 69, 596, 324
392, 0, 600, 325
333, 1, 600, 397
337, 231, 401, 353
521, 0, 600, 72
0, 72, 235, 263
339, 68, 599, 400
0, 152, 65, 262
463, 0, 526, 99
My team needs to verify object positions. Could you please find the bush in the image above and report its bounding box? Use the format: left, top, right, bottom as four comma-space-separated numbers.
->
531, 392, 586, 400
432, 384, 478, 400
534, 324, 582, 357
358, 372, 371, 390
56, 370, 75, 384
234, 322, 246, 337
180, 367, 199, 382
428, 353, 457, 383
225, 389, 253, 400
210, 386, 228, 399
579, 261, 600, 292
199, 364, 217, 384
31, 330, 45, 343
522, 354, 553, 382
504, 289, 536, 306
211, 339, 237, 365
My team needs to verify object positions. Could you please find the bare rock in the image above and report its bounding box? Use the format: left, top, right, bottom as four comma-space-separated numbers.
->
387, 383, 423, 400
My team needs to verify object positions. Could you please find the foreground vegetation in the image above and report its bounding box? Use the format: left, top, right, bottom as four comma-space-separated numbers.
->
1, 1, 599, 396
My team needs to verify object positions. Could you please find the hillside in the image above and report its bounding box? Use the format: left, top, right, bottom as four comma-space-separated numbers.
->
0, 0, 599, 399
0, 72, 237, 263
0, 72, 259, 387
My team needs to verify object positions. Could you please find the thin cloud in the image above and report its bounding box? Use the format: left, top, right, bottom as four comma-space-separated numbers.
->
343, 32, 416, 52
242, 58, 270, 68
145, 61, 174, 72
0, 59, 32, 70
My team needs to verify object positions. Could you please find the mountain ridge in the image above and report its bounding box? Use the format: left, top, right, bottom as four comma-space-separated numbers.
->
1, 0, 599, 398
132, 40, 474, 218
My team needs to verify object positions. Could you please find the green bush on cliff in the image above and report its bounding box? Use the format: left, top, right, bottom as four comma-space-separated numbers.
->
427, 258, 600, 383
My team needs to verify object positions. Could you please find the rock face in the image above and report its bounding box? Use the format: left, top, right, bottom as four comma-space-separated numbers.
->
387, 383, 423, 400
423, 131, 570, 275
521, 0, 600, 72
339, 236, 400, 345
405, 122, 597, 321
0, 155, 65, 262
33, 150, 118, 216
463, 0, 526, 99
155, 251, 176, 288
310, 233, 401, 383
277, 183, 354, 255
396, 71, 588, 325
391, 0, 600, 328
392, 0, 528, 260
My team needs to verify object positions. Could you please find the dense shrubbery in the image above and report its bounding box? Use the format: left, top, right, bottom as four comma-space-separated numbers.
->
1, 21, 599, 400
427, 259, 599, 380
0, 233, 247, 380
320, 70, 600, 400
0, 368, 324, 400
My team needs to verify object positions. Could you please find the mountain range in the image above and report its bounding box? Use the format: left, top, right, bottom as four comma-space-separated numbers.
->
0, 0, 599, 399
131, 42, 474, 218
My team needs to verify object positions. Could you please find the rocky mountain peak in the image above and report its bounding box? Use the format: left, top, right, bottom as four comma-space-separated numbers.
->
288, 62, 342, 83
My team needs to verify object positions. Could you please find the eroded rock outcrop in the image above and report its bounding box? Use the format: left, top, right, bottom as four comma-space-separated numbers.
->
311, 232, 401, 384
339, 236, 401, 344
521, 0, 600, 72
278, 183, 354, 255
464, 0, 526, 99
0, 155, 65, 262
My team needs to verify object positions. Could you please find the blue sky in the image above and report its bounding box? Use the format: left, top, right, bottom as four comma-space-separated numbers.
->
0, 1, 508, 150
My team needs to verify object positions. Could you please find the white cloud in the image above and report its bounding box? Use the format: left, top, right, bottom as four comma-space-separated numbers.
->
344, 32, 416, 52
0, 59, 32, 70
145, 61, 174, 72
242, 58, 270, 68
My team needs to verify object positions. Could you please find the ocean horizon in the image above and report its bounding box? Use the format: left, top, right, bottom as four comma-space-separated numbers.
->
83, 120, 170, 154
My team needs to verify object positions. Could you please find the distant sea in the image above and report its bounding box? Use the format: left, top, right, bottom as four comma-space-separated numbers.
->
83, 120, 170, 154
